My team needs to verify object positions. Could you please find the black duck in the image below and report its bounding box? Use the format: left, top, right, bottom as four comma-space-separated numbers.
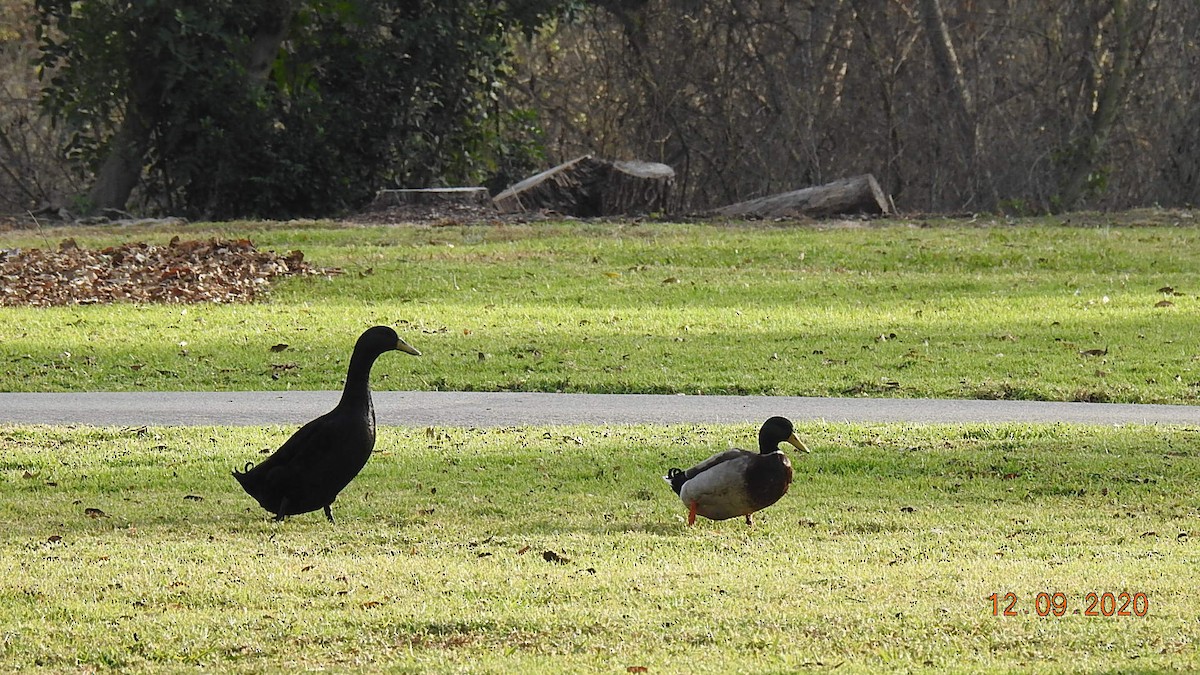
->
233, 325, 419, 522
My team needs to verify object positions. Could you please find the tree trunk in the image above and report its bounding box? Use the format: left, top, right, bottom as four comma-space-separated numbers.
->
713, 174, 891, 219
918, 0, 997, 209
246, 0, 299, 83
918, 0, 974, 131
1056, 0, 1145, 211
86, 105, 152, 212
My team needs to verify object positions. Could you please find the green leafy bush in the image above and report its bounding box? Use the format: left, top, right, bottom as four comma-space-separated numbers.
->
34, 0, 565, 218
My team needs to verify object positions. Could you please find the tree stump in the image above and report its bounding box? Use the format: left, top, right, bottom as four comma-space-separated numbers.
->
600, 160, 675, 216
714, 174, 891, 219
371, 187, 493, 209
493, 156, 606, 215
494, 155, 674, 216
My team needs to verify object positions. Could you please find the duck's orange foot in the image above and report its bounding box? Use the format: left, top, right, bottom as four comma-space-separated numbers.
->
687, 501, 698, 526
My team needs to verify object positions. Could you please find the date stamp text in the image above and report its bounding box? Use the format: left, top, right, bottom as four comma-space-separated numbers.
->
989, 592, 1148, 617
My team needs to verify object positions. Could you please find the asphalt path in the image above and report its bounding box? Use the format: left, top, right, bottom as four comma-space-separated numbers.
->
2, 391, 1200, 427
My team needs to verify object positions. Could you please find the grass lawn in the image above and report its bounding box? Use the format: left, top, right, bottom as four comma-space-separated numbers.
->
0, 421, 1197, 673
1, 211, 1198, 403
1, 212, 1198, 672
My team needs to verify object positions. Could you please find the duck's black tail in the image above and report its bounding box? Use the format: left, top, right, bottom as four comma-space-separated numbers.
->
231, 462, 258, 494
231, 461, 278, 516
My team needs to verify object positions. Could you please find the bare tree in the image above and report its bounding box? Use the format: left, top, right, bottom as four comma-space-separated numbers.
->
0, 0, 81, 213
510, 0, 1193, 214
1055, 0, 1158, 211
917, 0, 996, 209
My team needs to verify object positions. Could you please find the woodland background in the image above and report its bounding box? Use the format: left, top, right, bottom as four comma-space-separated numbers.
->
1, 0, 1197, 219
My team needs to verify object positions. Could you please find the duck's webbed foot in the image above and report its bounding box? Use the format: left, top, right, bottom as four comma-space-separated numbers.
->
323, 505, 335, 523
744, 513, 754, 526
687, 501, 698, 526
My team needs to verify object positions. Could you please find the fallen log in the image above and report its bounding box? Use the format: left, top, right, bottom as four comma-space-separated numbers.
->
493, 155, 674, 216
714, 174, 891, 219
371, 187, 492, 209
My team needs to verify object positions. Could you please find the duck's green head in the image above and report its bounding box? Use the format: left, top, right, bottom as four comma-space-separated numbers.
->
759, 416, 809, 454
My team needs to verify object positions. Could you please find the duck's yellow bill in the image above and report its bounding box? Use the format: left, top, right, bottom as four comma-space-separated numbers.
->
787, 432, 810, 453
397, 339, 422, 356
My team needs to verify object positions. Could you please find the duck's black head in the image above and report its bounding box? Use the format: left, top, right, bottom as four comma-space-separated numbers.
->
357, 325, 421, 358
664, 467, 688, 495
758, 416, 809, 454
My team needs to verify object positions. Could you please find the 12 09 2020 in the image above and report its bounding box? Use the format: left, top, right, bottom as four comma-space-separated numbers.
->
989, 591, 1148, 617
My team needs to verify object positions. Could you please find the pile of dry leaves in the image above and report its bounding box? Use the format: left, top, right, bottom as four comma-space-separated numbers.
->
0, 236, 336, 306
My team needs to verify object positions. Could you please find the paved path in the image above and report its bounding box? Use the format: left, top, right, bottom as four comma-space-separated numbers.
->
2, 391, 1199, 427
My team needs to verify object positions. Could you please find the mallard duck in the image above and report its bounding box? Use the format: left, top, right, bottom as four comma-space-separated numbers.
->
664, 416, 809, 525
232, 326, 420, 522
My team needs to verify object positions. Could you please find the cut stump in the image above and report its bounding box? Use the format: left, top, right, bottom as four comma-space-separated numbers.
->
494, 155, 674, 217
714, 174, 891, 219
600, 160, 676, 216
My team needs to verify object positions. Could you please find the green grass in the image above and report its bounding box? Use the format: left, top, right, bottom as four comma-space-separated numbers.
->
1, 214, 1199, 402
3, 214, 1197, 672
0, 421, 1197, 672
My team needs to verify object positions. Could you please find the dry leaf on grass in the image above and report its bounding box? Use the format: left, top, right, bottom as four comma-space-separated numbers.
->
0, 237, 338, 306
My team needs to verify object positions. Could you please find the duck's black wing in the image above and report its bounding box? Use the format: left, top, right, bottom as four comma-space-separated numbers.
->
233, 406, 374, 518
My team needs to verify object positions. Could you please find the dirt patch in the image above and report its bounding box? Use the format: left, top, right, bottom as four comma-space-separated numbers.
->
0, 236, 336, 307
